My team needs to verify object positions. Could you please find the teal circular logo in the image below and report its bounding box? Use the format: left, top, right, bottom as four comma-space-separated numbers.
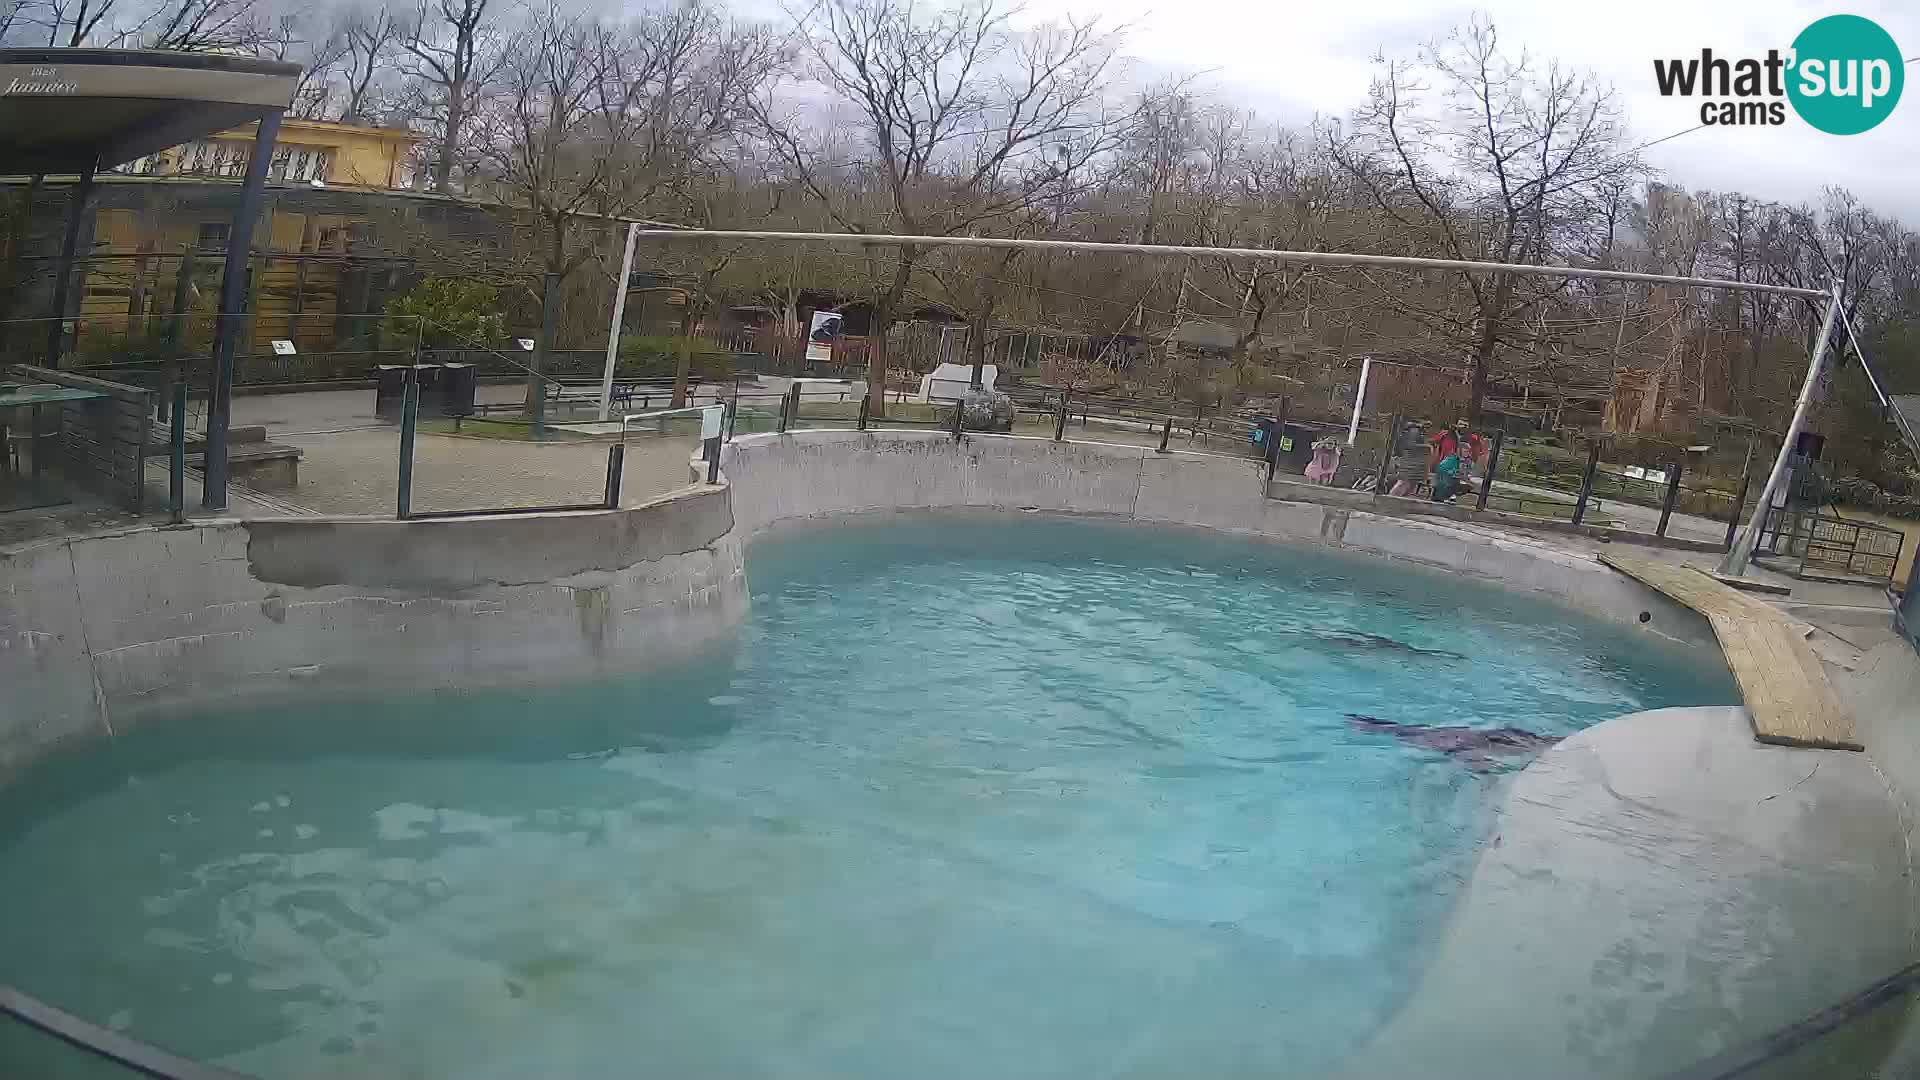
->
1787, 15, 1903, 134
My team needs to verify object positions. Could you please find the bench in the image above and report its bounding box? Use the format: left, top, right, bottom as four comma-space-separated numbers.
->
542, 378, 713, 415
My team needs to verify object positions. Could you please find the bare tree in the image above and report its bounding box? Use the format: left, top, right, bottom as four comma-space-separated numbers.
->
757, 0, 1131, 416
265, 12, 349, 118
1326, 16, 1642, 420
400, 0, 502, 193
340, 8, 403, 124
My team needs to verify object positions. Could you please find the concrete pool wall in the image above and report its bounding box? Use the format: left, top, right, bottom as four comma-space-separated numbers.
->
721, 430, 1719, 649
0, 484, 744, 782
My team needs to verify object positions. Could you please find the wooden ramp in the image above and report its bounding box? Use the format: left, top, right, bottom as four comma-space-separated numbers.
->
1599, 552, 1860, 751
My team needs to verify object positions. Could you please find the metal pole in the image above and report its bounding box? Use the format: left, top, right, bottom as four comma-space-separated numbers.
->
1572, 440, 1602, 525
598, 221, 640, 422
603, 443, 625, 508
528, 270, 560, 439
1054, 392, 1069, 441
396, 373, 417, 519
1347, 356, 1371, 445
631, 230, 1828, 300
1657, 457, 1686, 537
704, 436, 721, 483
168, 379, 187, 524
1158, 416, 1172, 453
1475, 430, 1505, 511
1374, 413, 1400, 495
1722, 279, 1842, 576
857, 393, 870, 431
1725, 443, 1756, 551
46, 159, 96, 369
778, 384, 797, 433
203, 108, 282, 511
951, 395, 965, 441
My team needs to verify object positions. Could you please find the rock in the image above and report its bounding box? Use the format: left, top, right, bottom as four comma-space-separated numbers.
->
960, 387, 1014, 432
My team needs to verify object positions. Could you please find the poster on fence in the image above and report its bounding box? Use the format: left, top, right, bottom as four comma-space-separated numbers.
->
806, 310, 842, 363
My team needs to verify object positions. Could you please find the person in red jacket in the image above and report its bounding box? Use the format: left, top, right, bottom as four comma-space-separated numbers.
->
1427, 419, 1487, 501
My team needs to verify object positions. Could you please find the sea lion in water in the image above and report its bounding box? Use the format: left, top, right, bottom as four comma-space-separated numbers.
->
1285, 630, 1466, 660
1346, 714, 1560, 772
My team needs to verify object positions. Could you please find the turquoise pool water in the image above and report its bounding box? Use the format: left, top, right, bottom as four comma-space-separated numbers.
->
0, 515, 1736, 1078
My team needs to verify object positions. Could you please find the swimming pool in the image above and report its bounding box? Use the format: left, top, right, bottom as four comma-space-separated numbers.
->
0, 514, 1737, 1077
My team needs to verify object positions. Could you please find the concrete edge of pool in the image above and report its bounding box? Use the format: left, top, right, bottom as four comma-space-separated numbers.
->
2, 426, 1918, 1077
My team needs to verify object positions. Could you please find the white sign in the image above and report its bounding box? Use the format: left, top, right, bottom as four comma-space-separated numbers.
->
919, 363, 994, 402
270, 339, 297, 355
701, 404, 724, 440
806, 310, 842, 364
518, 338, 536, 352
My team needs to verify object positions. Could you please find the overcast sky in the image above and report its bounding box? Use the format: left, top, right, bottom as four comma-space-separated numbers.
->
1011, 0, 1920, 221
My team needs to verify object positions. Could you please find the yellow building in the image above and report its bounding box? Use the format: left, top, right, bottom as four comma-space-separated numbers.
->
65, 119, 426, 353
117, 117, 421, 190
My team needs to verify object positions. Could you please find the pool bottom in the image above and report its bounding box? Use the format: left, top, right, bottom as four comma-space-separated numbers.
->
0, 516, 1736, 1078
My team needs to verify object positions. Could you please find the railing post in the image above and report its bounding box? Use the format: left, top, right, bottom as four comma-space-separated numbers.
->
705, 436, 722, 483
722, 396, 737, 442
1374, 412, 1401, 495
778, 384, 797, 433
396, 372, 418, 519
1264, 430, 1278, 492
1054, 392, 1069, 441
167, 378, 186, 524
857, 393, 870, 431
603, 442, 625, 508
950, 394, 966, 441
1157, 415, 1172, 453
1656, 456, 1686, 537
1572, 439, 1602, 525
1475, 430, 1504, 511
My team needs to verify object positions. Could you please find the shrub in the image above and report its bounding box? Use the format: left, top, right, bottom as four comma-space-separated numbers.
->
614, 334, 732, 379
384, 279, 506, 351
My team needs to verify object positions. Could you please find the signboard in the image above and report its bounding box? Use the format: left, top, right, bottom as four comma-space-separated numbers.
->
700, 405, 724, 440
806, 310, 842, 364
270, 339, 297, 355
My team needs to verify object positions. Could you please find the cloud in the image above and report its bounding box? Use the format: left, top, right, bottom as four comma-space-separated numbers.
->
1015, 0, 1920, 220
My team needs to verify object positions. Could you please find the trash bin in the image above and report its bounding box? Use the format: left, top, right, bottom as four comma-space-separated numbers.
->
1275, 422, 1319, 473
440, 363, 477, 418
411, 364, 446, 417
1250, 415, 1282, 456
374, 365, 410, 421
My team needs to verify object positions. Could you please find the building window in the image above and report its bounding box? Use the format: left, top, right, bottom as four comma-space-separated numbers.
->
196, 222, 230, 252
177, 141, 249, 178
265, 146, 332, 183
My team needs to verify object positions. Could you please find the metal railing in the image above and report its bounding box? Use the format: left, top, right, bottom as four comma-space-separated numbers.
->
1755, 505, 1907, 584
2, 984, 257, 1079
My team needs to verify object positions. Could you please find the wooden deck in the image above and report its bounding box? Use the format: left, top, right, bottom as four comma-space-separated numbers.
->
1599, 553, 1861, 751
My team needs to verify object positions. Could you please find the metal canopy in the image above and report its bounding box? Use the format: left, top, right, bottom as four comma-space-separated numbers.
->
0, 48, 299, 513
0, 48, 298, 174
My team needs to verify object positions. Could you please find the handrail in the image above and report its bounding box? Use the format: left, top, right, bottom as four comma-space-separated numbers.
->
1655, 959, 1920, 1080
0, 984, 257, 1080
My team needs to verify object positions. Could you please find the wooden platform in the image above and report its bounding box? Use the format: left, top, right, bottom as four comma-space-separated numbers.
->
1599, 553, 1861, 751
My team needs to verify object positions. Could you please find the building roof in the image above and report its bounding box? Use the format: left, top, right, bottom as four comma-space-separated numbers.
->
0, 48, 300, 174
